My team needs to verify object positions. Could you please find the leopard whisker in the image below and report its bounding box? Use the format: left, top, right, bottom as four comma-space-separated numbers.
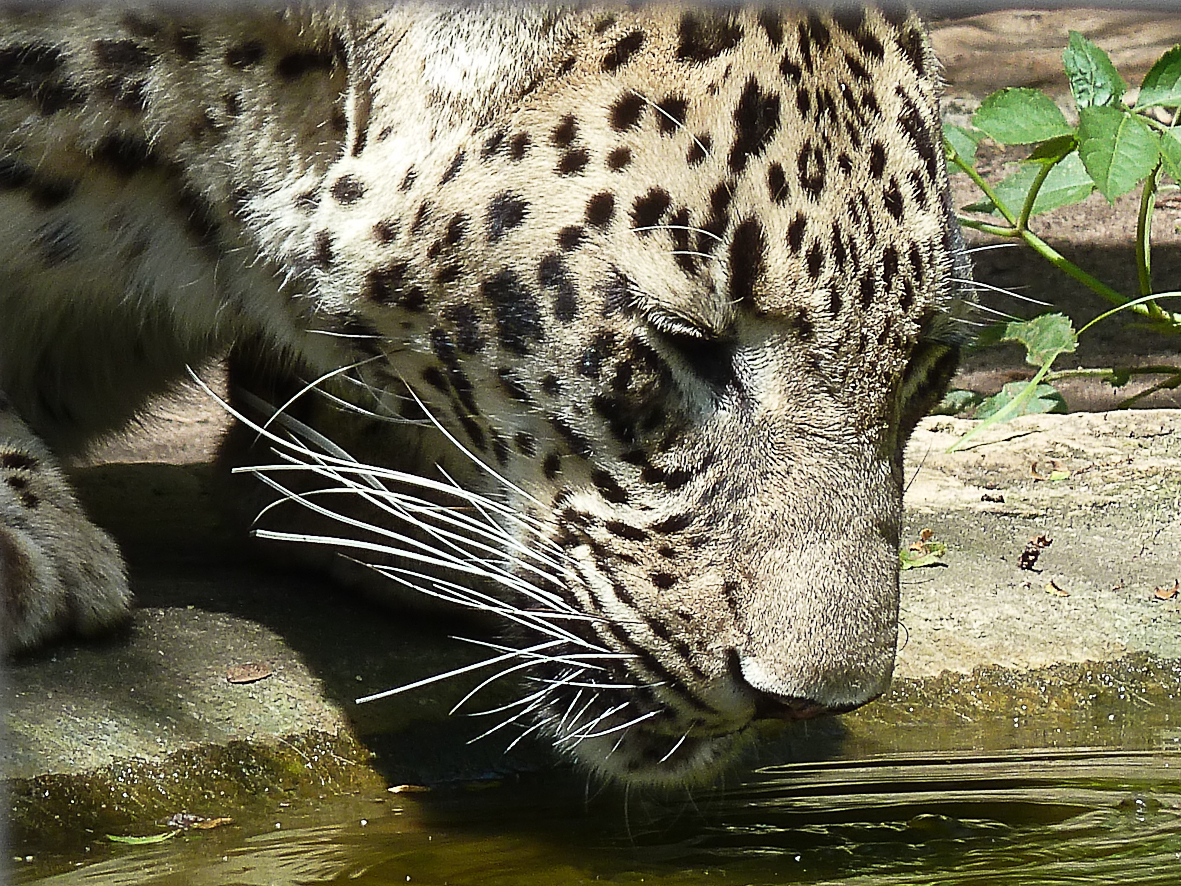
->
354, 638, 565, 704
953, 275, 1051, 307
630, 224, 724, 243
247, 469, 567, 595
657, 730, 691, 764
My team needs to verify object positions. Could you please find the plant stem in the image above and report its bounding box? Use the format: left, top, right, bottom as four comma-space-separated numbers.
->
958, 216, 1181, 326
1018, 158, 1057, 231
1136, 165, 1159, 310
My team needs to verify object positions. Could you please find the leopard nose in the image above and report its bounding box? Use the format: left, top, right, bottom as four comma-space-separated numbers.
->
732, 649, 890, 720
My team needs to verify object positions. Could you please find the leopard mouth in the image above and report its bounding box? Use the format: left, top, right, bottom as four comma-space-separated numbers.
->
538, 689, 839, 787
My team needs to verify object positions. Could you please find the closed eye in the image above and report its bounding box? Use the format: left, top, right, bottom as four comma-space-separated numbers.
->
647, 323, 739, 394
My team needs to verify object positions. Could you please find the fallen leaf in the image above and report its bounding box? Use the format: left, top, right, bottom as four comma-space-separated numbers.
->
1045, 579, 1069, 597
900, 529, 947, 570
1153, 580, 1179, 601
227, 662, 273, 684
165, 812, 234, 830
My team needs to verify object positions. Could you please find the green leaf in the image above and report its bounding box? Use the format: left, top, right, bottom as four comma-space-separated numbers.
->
974, 382, 1067, 420
1109, 367, 1134, 387
107, 831, 178, 845
944, 124, 983, 170
1136, 44, 1181, 109
972, 88, 1073, 145
899, 542, 947, 570
1064, 31, 1127, 109
1160, 127, 1181, 183
1027, 134, 1078, 162
964, 152, 1094, 217
996, 312, 1078, 367
932, 389, 983, 415
1076, 105, 1160, 200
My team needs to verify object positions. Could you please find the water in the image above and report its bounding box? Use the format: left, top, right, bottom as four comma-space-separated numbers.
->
16, 748, 1181, 885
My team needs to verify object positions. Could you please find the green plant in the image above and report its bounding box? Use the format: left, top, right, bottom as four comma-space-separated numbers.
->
943, 31, 1181, 450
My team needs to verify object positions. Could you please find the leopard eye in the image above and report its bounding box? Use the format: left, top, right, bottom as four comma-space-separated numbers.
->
647, 323, 739, 394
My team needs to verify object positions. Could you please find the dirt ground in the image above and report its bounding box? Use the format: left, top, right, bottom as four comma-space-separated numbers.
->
5, 7, 1181, 862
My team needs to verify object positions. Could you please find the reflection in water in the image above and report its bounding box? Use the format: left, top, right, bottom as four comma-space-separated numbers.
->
22, 750, 1181, 886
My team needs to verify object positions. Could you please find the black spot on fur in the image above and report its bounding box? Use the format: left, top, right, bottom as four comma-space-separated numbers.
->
539, 252, 578, 322
176, 186, 219, 248
729, 76, 780, 173
28, 177, 75, 209
557, 225, 585, 250
508, 132, 530, 160
33, 219, 81, 267
366, 262, 424, 311
0, 43, 86, 114
653, 512, 693, 533
0, 156, 34, 190
443, 212, 468, 247
729, 218, 765, 307
677, 11, 742, 63
498, 368, 533, 403
93, 133, 156, 176
514, 432, 537, 456
686, 133, 711, 165
173, 29, 202, 61
854, 29, 885, 61
276, 50, 335, 80
758, 10, 784, 46
768, 162, 787, 203
311, 230, 333, 268
608, 92, 646, 131
606, 520, 648, 542
798, 140, 826, 199
585, 191, 616, 228
444, 304, 486, 354
556, 148, 590, 175
897, 88, 940, 181
602, 30, 645, 71
884, 177, 904, 221
590, 468, 629, 504
551, 114, 578, 148
631, 188, 671, 231
607, 147, 631, 170
94, 39, 152, 70
372, 219, 397, 243
225, 40, 264, 68
806, 241, 825, 281
543, 452, 562, 478
330, 174, 365, 204
882, 245, 899, 291
859, 272, 876, 309
655, 95, 688, 134
487, 191, 528, 241
896, 24, 926, 76
869, 141, 887, 179
482, 269, 543, 354
549, 416, 593, 458
480, 129, 506, 159
439, 150, 465, 185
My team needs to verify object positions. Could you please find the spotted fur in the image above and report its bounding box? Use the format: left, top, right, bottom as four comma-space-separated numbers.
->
0, 4, 969, 785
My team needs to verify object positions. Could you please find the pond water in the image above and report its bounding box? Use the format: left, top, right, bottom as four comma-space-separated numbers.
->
19, 742, 1181, 884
